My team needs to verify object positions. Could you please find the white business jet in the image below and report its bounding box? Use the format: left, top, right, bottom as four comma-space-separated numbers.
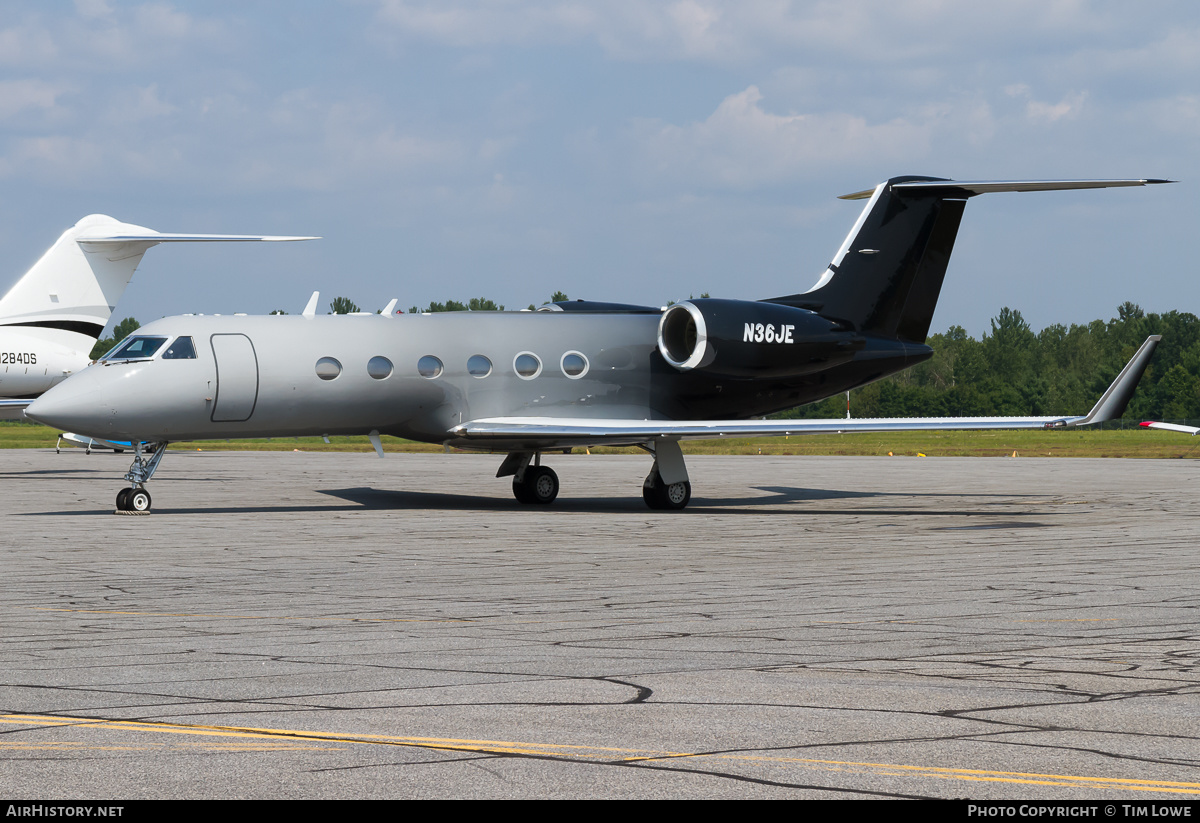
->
0, 214, 314, 417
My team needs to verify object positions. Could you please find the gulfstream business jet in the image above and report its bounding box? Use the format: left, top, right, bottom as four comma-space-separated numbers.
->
25, 176, 1168, 512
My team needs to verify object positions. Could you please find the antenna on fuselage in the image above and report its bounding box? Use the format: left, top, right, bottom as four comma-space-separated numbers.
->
302, 291, 319, 317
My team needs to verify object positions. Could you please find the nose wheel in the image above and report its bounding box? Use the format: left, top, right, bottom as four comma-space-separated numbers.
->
113, 441, 168, 514
116, 487, 152, 513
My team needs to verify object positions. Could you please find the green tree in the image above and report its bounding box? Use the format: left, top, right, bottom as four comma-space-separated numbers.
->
89, 317, 140, 360
329, 297, 360, 314
412, 298, 503, 313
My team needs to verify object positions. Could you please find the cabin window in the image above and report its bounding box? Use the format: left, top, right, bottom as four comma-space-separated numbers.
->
417, 355, 443, 379
162, 336, 197, 360
514, 352, 542, 379
315, 357, 342, 380
561, 351, 588, 378
467, 354, 492, 378
367, 356, 393, 379
103, 336, 168, 361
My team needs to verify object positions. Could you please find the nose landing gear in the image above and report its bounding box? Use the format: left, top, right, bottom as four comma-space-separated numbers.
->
114, 441, 168, 514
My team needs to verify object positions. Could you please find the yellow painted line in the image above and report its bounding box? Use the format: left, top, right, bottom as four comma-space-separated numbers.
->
4, 714, 1199, 794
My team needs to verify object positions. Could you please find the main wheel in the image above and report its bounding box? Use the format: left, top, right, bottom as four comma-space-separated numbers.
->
512, 466, 560, 505
512, 476, 533, 504
525, 466, 559, 505
129, 488, 152, 513
116, 488, 131, 511
643, 475, 690, 511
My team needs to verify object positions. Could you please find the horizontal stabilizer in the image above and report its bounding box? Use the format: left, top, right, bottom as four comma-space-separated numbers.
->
839, 178, 1173, 200
78, 232, 318, 247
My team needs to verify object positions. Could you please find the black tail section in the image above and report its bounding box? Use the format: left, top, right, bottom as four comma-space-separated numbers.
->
767, 175, 1169, 344
767, 175, 969, 343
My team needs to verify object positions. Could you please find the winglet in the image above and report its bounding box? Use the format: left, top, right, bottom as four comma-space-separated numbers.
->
381, 298, 398, 315
1067, 335, 1161, 426
302, 291, 320, 317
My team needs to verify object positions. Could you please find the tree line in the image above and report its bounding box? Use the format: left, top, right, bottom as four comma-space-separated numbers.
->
783, 302, 1200, 422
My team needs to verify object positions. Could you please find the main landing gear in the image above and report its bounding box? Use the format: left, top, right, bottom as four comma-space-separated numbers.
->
115, 441, 168, 513
496, 439, 692, 510
640, 439, 691, 510
498, 452, 560, 505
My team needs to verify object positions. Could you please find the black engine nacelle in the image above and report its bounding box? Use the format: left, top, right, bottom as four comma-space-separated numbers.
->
656, 299, 862, 378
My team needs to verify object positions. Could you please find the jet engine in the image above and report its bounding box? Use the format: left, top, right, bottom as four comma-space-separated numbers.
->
656, 299, 862, 378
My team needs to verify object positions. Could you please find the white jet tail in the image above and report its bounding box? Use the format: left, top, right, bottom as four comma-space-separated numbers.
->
0, 214, 316, 340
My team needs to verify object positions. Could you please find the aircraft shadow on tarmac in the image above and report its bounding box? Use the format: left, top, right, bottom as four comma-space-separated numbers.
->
24, 483, 1051, 517
308, 484, 1050, 517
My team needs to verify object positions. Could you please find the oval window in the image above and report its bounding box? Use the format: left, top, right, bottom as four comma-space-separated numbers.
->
417, 355, 443, 379
367, 356, 393, 380
561, 351, 588, 378
315, 357, 342, 381
514, 352, 541, 379
467, 354, 492, 378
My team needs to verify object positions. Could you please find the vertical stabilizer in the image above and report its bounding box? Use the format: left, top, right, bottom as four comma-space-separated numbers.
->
768, 176, 966, 342
0, 216, 317, 340
767, 176, 1169, 343
0, 215, 156, 338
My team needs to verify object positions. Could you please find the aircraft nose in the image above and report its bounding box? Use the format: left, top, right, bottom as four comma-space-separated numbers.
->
25, 380, 108, 434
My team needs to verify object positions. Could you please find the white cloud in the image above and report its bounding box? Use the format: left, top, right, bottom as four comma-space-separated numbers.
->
73, 0, 112, 19
0, 80, 70, 120
369, 0, 1149, 64
1005, 85, 1087, 123
634, 86, 930, 188
0, 3, 227, 71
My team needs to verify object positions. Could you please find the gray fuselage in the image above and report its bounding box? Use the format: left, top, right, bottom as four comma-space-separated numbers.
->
27, 310, 923, 448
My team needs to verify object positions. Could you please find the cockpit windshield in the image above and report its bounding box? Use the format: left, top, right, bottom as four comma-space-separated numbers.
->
102, 336, 169, 362
162, 336, 197, 360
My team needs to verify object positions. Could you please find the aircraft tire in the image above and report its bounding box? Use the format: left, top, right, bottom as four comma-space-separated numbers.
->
116, 488, 131, 511
643, 475, 690, 511
512, 476, 534, 504
129, 489, 152, 513
526, 466, 559, 505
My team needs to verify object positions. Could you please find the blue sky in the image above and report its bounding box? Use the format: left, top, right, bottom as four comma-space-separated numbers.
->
0, 1, 1195, 336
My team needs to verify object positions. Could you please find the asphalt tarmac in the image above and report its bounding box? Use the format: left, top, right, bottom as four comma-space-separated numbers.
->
2, 449, 1198, 799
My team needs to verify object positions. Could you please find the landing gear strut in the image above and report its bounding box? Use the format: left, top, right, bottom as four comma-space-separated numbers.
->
641, 439, 691, 511
115, 441, 168, 513
495, 439, 692, 510
499, 452, 560, 505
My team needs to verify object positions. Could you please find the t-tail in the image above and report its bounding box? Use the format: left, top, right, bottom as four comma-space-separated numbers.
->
0, 214, 317, 341
768, 176, 1172, 343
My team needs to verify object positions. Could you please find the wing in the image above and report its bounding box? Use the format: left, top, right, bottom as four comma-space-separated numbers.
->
451, 336, 1161, 450
0, 400, 31, 421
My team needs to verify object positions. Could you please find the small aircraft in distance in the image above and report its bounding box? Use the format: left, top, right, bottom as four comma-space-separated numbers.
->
54, 432, 131, 454
26, 175, 1168, 513
0, 215, 316, 417
1140, 421, 1200, 435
